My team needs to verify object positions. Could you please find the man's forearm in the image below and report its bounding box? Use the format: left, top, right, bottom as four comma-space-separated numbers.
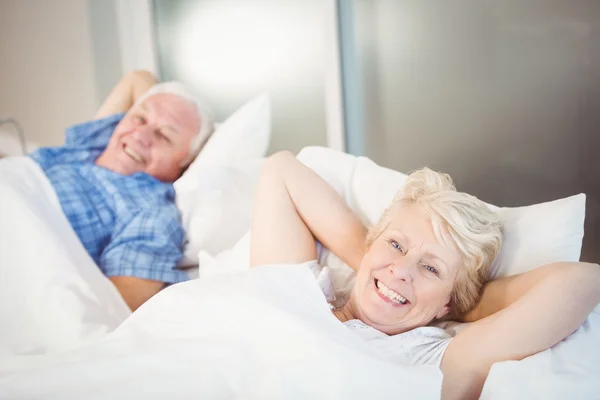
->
94, 70, 157, 119
109, 276, 164, 311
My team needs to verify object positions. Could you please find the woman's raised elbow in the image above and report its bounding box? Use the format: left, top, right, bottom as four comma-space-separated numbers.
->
570, 262, 600, 278
545, 261, 599, 276
267, 150, 295, 164
560, 262, 600, 294
261, 151, 296, 175
581, 262, 600, 283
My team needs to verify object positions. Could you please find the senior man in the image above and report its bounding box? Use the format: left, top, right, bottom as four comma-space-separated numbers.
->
29, 70, 214, 310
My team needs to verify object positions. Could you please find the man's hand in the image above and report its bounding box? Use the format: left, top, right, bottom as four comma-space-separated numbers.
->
109, 276, 165, 311
94, 70, 158, 119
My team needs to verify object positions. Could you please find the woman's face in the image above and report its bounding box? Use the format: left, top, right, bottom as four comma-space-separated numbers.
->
351, 204, 461, 335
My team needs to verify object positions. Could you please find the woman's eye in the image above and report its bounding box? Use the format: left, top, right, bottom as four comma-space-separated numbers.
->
390, 240, 404, 253
424, 265, 439, 275
133, 116, 145, 124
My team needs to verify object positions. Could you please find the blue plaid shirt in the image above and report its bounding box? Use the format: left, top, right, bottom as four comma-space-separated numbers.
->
30, 113, 187, 284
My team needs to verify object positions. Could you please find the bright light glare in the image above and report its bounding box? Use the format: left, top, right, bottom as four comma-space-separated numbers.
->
175, 2, 322, 95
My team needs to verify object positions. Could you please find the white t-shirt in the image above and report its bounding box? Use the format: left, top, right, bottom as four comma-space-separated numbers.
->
309, 259, 453, 367
342, 319, 452, 367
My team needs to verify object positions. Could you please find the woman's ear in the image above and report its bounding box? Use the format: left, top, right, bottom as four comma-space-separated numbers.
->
435, 302, 452, 320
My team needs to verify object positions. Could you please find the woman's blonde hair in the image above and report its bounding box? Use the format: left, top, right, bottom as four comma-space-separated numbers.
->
366, 168, 503, 318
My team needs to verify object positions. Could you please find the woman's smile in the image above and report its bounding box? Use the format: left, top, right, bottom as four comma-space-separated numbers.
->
374, 278, 411, 306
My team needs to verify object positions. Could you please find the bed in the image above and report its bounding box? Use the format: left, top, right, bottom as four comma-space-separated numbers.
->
0, 106, 598, 399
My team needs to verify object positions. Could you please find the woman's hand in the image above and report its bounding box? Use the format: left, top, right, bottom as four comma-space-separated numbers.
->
441, 261, 600, 399
250, 151, 367, 270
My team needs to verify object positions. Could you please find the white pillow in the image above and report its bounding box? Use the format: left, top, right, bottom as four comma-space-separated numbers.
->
177, 160, 264, 266
173, 94, 270, 266
488, 196, 585, 278
174, 94, 271, 193
197, 231, 252, 279
296, 146, 586, 280
197, 146, 585, 294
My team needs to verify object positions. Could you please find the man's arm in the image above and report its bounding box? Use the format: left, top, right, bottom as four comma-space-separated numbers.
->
108, 276, 164, 311
101, 207, 186, 312
441, 262, 600, 399
94, 70, 157, 119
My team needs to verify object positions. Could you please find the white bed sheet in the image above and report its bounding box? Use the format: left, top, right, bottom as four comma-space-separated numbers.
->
1, 261, 599, 399
1, 156, 599, 399
0, 157, 130, 356
0, 265, 442, 399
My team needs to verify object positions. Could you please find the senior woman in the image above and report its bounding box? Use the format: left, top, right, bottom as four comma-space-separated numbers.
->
250, 151, 600, 400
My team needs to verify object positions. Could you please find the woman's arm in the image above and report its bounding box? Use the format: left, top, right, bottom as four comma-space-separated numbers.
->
441, 262, 600, 400
461, 262, 596, 323
250, 151, 367, 270
94, 70, 157, 119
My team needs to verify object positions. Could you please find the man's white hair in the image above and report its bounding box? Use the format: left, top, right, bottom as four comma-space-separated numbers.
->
134, 81, 215, 166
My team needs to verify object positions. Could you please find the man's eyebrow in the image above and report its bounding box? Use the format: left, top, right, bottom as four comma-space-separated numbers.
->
161, 124, 179, 135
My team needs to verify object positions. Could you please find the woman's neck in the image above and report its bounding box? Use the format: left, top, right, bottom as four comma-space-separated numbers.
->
333, 299, 356, 323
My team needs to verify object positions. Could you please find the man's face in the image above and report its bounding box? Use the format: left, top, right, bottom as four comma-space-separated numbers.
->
99, 93, 200, 182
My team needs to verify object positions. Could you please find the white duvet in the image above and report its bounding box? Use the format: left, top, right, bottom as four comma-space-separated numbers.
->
1, 262, 599, 400
1, 156, 599, 400
0, 265, 442, 399
0, 157, 130, 356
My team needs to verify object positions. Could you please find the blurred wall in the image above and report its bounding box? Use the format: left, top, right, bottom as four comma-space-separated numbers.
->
0, 0, 122, 149
152, 0, 328, 154
347, 1, 600, 262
